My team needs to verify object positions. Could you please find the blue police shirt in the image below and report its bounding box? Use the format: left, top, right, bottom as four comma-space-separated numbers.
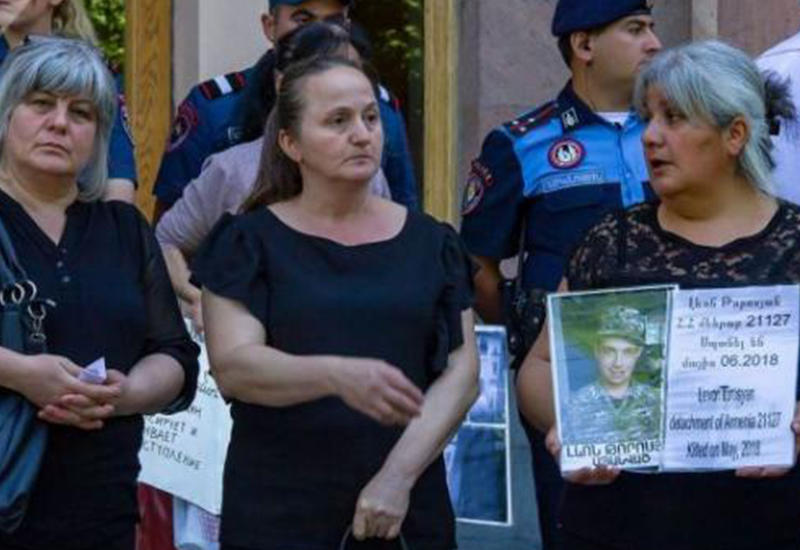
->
153, 56, 419, 209
0, 35, 138, 185
460, 82, 653, 291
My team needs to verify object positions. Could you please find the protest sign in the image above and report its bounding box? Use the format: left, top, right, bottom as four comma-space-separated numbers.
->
445, 326, 512, 525
138, 329, 231, 514
663, 285, 799, 470
548, 285, 799, 474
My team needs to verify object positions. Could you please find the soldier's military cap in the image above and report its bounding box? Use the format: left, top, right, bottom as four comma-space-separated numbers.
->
596, 306, 646, 346
551, 0, 652, 37
270, 0, 351, 7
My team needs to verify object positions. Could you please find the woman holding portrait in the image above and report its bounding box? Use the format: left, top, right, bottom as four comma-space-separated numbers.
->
194, 55, 479, 549
518, 40, 800, 550
0, 37, 198, 550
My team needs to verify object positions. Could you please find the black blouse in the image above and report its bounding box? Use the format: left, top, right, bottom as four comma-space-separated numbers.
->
561, 201, 800, 550
0, 191, 198, 550
193, 207, 473, 550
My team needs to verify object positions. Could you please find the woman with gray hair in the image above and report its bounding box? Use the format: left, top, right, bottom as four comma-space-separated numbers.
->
517, 40, 800, 549
0, 37, 198, 550
0, 0, 138, 203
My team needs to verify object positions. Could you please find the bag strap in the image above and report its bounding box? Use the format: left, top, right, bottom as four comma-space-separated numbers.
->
339, 525, 410, 550
0, 214, 27, 285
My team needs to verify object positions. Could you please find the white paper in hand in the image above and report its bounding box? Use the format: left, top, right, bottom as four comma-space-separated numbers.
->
79, 357, 107, 385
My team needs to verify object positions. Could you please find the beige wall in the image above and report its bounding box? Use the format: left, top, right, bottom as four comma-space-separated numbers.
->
172, 0, 270, 107
455, 0, 800, 216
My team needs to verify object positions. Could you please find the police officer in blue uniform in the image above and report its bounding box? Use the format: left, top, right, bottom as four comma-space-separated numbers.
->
153, 0, 418, 217
459, 1, 661, 547
0, 32, 138, 202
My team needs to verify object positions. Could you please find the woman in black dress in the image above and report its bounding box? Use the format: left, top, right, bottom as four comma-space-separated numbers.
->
194, 56, 479, 550
518, 40, 800, 550
0, 37, 198, 550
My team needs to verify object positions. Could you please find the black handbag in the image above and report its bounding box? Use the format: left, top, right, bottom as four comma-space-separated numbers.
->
339, 525, 410, 549
0, 215, 50, 534
501, 219, 547, 370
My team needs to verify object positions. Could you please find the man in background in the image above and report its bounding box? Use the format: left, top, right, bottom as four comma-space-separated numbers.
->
460, 1, 661, 546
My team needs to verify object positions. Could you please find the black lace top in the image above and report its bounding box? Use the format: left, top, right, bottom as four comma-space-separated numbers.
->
561, 201, 800, 549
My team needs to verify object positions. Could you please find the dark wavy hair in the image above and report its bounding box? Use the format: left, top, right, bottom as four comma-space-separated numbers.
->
239, 56, 378, 212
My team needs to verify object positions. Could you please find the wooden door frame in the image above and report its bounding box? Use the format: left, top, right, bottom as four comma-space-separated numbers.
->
125, 0, 172, 219
424, 0, 459, 223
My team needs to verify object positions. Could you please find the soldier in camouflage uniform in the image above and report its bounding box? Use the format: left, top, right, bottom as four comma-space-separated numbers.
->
565, 306, 661, 444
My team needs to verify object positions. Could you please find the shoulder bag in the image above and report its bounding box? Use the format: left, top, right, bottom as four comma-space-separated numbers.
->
0, 214, 50, 534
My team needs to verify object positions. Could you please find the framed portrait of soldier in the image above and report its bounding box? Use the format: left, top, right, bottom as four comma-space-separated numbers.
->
548, 286, 675, 472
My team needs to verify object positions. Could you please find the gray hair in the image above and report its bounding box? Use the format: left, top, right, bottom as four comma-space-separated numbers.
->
0, 36, 117, 201
634, 40, 795, 194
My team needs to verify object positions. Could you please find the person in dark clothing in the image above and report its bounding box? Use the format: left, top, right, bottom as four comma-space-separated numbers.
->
194, 56, 478, 549
0, 37, 198, 550
518, 40, 800, 550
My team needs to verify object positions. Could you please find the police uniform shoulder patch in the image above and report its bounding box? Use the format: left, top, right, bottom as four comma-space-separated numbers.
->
198, 71, 248, 101
503, 101, 557, 137
166, 100, 199, 153
548, 138, 585, 170
461, 159, 494, 215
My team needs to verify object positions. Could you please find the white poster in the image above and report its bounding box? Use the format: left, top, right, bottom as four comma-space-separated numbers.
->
662, 285, 799, 470
547, 284, 799, 474
138, 327, 231, 514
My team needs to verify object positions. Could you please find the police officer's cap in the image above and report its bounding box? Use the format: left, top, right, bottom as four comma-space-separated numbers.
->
596, 306, 646, 346
270, 0, 352, 8
552, 0, 652, 37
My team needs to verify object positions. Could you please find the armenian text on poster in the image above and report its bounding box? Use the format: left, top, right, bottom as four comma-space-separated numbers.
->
549, 285, 799, 473
663, 286, 799, 470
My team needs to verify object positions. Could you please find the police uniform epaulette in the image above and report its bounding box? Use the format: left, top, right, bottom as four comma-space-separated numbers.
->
198, 71, 248, 101
503, 101, 557, 137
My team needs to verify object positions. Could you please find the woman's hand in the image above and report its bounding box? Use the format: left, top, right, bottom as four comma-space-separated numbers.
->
735, 401, 800, 479
43, 369, 132, 429
352, 469, 411, 541
330, 358, 424, 426
546, 426, 620, 485
11, 355, 121, 430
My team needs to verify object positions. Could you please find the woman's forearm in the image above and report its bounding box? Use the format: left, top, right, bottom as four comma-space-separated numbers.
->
517, 351, 556, 432
115, 353, 185, 415
211, 343, 345, 405
0, 346, 31, 393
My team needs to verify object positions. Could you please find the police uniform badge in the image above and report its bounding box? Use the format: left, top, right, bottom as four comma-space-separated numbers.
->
548, 138, 585, 170
166, 101, 199, 153
461, 160, 493, 215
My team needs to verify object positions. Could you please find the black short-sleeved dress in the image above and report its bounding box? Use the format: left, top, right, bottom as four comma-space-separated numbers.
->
193, 207, 474, 550
558, 201, 800, 550
0, 191, 199, 550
